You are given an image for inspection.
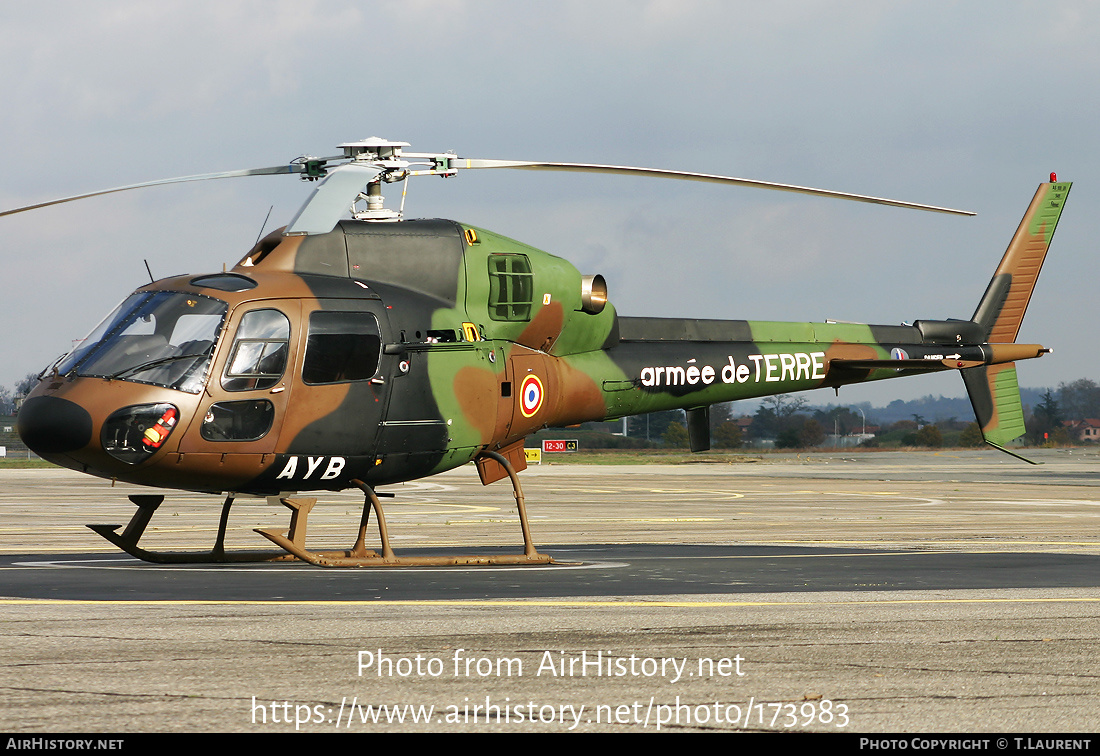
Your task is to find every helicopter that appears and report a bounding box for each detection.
[6,138,1070,567]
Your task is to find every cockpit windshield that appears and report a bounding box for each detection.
[57,291,228,393]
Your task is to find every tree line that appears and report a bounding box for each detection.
[606,377,1100,450]
[0,373,40,415]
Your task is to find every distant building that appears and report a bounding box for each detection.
[1065,419,1100,442]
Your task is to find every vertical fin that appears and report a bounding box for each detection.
[972,182,1071,342]
[963,363,1025,446]
[961,180,1070,463]
[963,363,1039,463]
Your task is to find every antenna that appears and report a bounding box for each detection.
[254,205,274,245]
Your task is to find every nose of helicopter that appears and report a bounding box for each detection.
[17,395,94,455]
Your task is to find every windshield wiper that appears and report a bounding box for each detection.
[108,352,208,380]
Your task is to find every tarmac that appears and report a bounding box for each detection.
[2,448,1098,733]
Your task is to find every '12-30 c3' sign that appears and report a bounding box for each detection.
[542,439,578,453]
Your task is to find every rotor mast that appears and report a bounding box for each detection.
[338,138,411,221]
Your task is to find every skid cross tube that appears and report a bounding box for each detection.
[349,479,396,560]
[254,451,551,567]
[482,449,540,559]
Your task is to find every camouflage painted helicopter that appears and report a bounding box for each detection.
[6,138,1070,566]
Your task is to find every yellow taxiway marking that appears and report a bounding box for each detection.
[1,537,1095,556]
[762,539,1100,547]
[449,517,725,524]
[2,597,1100,607]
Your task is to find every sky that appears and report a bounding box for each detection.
[2,1,1098,411]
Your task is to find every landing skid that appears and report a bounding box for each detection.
[87,451,552,567]
[87,494,294,563]
[256,451,553,567]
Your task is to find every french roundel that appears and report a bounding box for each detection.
[519,374,544,418]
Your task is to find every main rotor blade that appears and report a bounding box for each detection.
[451,159,976,216]
[0,161,337,218]
[284,163,383,235]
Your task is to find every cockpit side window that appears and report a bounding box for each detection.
[222,309,291,391]
[301,311,381,385]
